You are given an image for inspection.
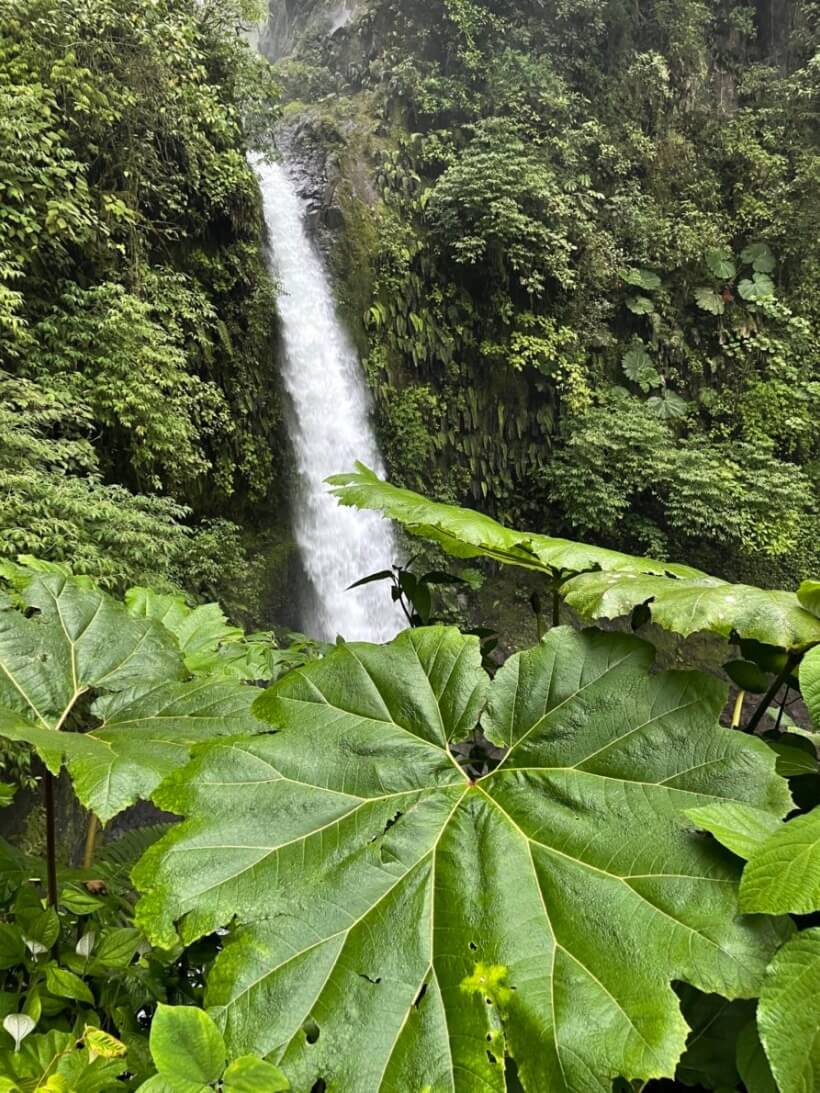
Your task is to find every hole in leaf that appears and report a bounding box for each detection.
[358,973,382,985]
[303,1017,320,1044]
[468,941,478,951]
[505,1057,524,1091]
[485,997,492,1005]
[311,1082,326,1093]
[486,1033,492,1042]
[371,811,403,842]
[487,1051,497,1065]
[413,982,428,1008]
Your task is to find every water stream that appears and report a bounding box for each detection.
[255,157,400,643]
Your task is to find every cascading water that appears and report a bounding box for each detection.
[254,157,400,643]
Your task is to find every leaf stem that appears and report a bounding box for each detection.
[745,654,799,735]
[773,685,790,734]
[731,690,745,728]
[82,814,99,871]
[44,773,58,908]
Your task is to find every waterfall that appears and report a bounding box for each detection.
[254,157,400,643]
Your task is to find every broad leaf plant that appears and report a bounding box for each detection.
[136,625,791,1091]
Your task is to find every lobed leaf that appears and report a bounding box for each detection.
[705,248,736,281]
[0,574,267,821]
[562,570,820,650]
[328,464,703,578]
[329,467,820,650]
[694,286,725,315]
[70,678,265,823]
[135,626,790,1092]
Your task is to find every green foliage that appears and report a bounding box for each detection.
[0,0,283,599]
[139,1005,288,1092]
[0,373,191,590]
[694,286,726,315]
[286,0,820,583]
[757,931,820,1093]
[0,572,265,821]
[0,521,816,1089]
[563,570,820,650]
[739,808,820,915]
[330,463,703,576]
[544,393,815,580]
[134,624,789,1089]
[622,347,661,392]
[329,465,820,649]
[687,791,820,1091]
[125,587,278,681]
[0,841,201,1090]
[705,247,737,281]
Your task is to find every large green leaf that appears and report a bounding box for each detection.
[685,802,782,860]
[705,248,737,282]
[798,580,820,618]
[801,644,820,729]
[0,574,265,822]
[561,570,820,650]
[126,588,272,681]
[135,626,789,1092]
[0,574,181,770]
[739,805,820,914]
[740,243,776,274]
[622,347,661,391]
[757,929,820,1093]
[149,1005,226,1085]
[693,286,725,315]
[70,679,264,823]
[623,268,662,291]
[328,464,703,579]
[328,467,820,650]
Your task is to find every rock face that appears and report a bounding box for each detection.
[260,0,357,60]
[276,118,342,240]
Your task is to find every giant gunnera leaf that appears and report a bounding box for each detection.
[329,464,703,579]
[0,574,264,822]
[135,626,790,1093]
[328,467,820,650]
[561,570,820,651]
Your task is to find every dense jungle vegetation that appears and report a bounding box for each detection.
[0,0,283,611]
[275,0,819,587]
[1,0,820,1091]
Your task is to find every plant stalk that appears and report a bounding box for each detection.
[731,690,745,729]
[529,592,545,641]
[773,686,790,734]
[44,772,58,907]
[745,654,799,735]
[82,814,99,871]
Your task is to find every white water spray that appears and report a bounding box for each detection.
[255,157,400,642]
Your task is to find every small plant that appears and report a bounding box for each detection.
[137,1005,288,1092]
